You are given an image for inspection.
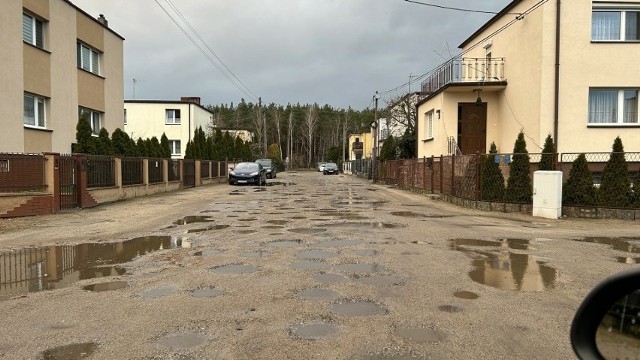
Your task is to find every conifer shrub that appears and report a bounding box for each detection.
[481,142,505,201]
[563,153,596,206]
[539,134,555,170]
[598,137,631,207]
[504,132,532,203]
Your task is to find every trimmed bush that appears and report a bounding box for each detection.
[598,136,631,208]
[539,134,555,170]
[481,142,505,201]
[504,132,532,203]
[563,154,596,206]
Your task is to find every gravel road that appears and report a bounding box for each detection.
[0,171,637,359]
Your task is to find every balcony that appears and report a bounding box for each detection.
[420,57,506,99]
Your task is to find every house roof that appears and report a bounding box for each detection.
[458,0,523,49]
[64,0,125,40]
[124,100,213,114]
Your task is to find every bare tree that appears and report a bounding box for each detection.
[385,93,418,137]
[303,105,318,167]
[271,106,282,160]
[287,110,293,167]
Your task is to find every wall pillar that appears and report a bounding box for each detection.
[43,153,59,213]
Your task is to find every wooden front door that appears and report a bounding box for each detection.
[458,103,487,154]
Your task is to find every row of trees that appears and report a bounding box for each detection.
[480,133,639,208]
[183,127,253,161]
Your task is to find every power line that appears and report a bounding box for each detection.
[154,0,259,103]
[403,0,522,16]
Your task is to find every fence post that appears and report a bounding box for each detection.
[195,160,201,187]
[75,154,89,208]
[431,155,435,193]
[423,156,427,190]
[451,154,456,196]
[440,154,444,194]
[179,160,184,188]
[44,153,60,213]
[162,159,168,186]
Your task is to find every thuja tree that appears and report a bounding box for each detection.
[539,134,555,170]
[598,136,631,207]
[75,114,96,154]
[160,133,171,158]
[481,142,505,201]
[632,171,640,208]
[563,153,596,206]
[378,135,397,162]
[504,132,532,203]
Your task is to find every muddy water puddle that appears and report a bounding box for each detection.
[174,216,214,225]
[0,236,179,301]
[288,228,327,235]
[41,342,98,359]
[211,264,261,274]
[268,220,289,225]
[188,224,230,233]
[450,238,557,292]
[296,250,339,259]
[329,300,387,316]
[390,211,428,218]
[578,236,640,253]
[193,249,221,256]
[296,288,341,300]
[312,273,349,283]
[156,333,209,349]
[83,281,128,292]
[241,250,270,258]
[290,321,340,340]
[322,222,404,230]
[438,305,463,313]
[453,291,479,300]
[289,261,331,271]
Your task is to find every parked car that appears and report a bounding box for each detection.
[323,162,339,175]
[317,162,326,172]
[255,159,276,179]
[228,162,266,186]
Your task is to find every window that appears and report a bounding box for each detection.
[23,13,44,48]
[23,93,46,128]
[424,110,434,139]
[77,42,101,75]
[589,89,639,125]
[166,109,181,124]
[79,107,103,135]
[124,109,127,125]
[592,6,640,41]
[169,140,181,155]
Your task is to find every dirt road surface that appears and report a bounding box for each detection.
[0,171,637,359]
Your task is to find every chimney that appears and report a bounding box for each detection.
[97,14,108,27]
[181,97,201,105]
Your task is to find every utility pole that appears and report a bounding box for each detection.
[342,110,347,165]
[259,97,267,157]
[372,91,379,182]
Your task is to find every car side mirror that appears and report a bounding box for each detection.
[571,268,640,359]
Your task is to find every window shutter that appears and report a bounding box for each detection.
[82,45,91,71]
[23,14,33,44]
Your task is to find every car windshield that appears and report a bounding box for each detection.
[325,163,337,169]
[235,163,259,171]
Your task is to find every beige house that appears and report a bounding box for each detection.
[417,0,640,158]
[124,97,214,159]
[348,132,373,161]
[0,0,124,154]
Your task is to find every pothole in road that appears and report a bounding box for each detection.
[329,300,388,316]
[156,333,209,349]
[83,281,128,292]
[173,216,214,225]
[296,250,339,259]
[237,229,258,234]
[41,342,98,359]
[188,225,230,233]
[289,261,331,271]
[311,273,349,283]
[577,237,640,261]
[268,220,289,225]
[354,275,403,286]
[315,239,361,248]
[617,256,640,264]
[288,228,327,235]
[322,222,404,230]
[296,288,341,300]
[193,249,221,256]
[188,287,223,298]
[290,321,340,340]
[395,327,448,343]
[268,181,297,187]
[241,250,270,258]
[211,264,261,274]
[238,218,258,222]
[0,235,178,301]
[336,264,385,274]
[291,215,307,220]
[438,305,463,313]
[449,238,557,292]
[139,286,178,299]
[263,239,306,248]
[453,291,479,300]
[262,225,285,229]
[390,211,428,218]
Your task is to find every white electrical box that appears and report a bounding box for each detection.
[532,171,563,219]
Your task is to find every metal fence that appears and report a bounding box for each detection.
[168,160,180,182]
[147,158,164,184]
[0,153,46,193]
[201,160,211,178]
[121,157,143,186]
[87,155,115,188]
[220,161,228,177]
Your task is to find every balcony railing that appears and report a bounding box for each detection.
[420,57,506,98]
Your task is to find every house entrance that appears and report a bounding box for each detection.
[458,103,487,155]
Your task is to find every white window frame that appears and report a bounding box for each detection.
[79,107,103,136]
[23,12,44,49]
[592,4,640,42]
[23,93,46,129]
[77,42,101,75]
[588,88,639,125]
[165,109,181,124]
[424,110,434,140]
[169,140,181,155]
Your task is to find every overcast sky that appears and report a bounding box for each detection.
[75,0,512,110]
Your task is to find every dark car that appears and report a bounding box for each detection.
[255,159,276,179]
[323,162,339,175]
[228,162,266,186]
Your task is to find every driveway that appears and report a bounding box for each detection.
[0,171,636,359]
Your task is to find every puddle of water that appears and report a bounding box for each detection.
[288,228,327,234]
[83,281,128,292]
[522,222,551,228]
[315,239,361,248]
[189,288,223,298]
[238,218,258,222]
[355,275,403,286]
[268,182,297,187]
[617,256,640,264]
[0,236,178,301]
[237,229,258,234]
[453,291,479,300]
[188,224,230,233]
[262,225,285,229]
[264,240,305,248]
[291,216,307,219]
[211,264,260,274]
[322,222,403,229]
[336,264,385,274]
[355,249,379,256]
[290,321,339,340]
[268,220,289,225]
[241,250,270,258]
[449,238,529,251]
[193,249,221,256]
[395,327,447,343]
[41,342,98,359]
[329,300,387,316]
[289,261,331,271]
[157,333,208,349]
[311,273,349,283]
[390,211,427,218]
[578,237,640,254]
[296,288,341,300]
[139,286,177,299]
[174,216,214,225]
[296,250,339,260]
[438,305,463,313]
